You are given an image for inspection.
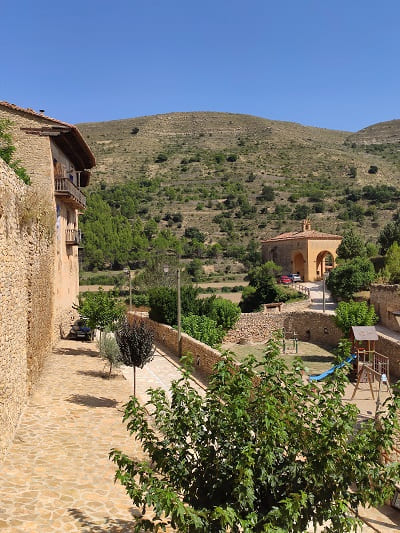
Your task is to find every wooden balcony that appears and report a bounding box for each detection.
[54,177,86,210]
[65,229,82,246]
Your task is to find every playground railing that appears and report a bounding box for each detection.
[374,351,389,381]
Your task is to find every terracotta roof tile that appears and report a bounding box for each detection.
[261,229,342,243]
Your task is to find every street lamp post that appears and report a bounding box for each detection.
[163,258,182,357]
[322,271,329,313]
[123,267,132,312]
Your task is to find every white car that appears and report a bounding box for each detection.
[289,273,302,282]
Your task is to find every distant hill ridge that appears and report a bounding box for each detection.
[347,119,400,145]
[77,111,400,250]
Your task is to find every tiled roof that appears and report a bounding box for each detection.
[0,101,95,169]
[261,229,342,243]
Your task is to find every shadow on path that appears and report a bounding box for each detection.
[76,369,123,380]
[66,394,120,408]
[68,508,140,533]
[54,344,99,357]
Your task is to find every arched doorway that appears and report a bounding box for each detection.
[293,252,305,280]
[316,251,334,279]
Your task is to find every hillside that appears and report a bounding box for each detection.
[346,119,400,145]
[77,112,400,271]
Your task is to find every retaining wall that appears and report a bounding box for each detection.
[128,312,222,378]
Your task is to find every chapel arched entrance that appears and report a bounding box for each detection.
[316,251,334,279]
[293,252,305,280]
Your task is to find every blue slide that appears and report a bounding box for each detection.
[309,354,356,382]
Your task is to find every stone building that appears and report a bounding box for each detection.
[370,284,400,333]
[261,220,342,282]
[0,101,95,335]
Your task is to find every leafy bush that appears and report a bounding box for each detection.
[155,153,168,163]
[181,314,225,347]
[131,293,149,307]
[148,286,200,326]
[184,227,206,242]
[260,185,275,201]
[0,119,30,184]
[226,154,237,162]
[368,165,378,174]
[326,257,376,300]
[334,301,378,336]
[148,287,177,325]
[208,298,241,330]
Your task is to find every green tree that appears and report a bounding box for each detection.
[334,301,378,336]
[78,289,124,340]
[326,257,376,300]
[111,336,400,533]
[260,185,275,201]
[336,228,366,260]
[97,332,122,377]
[384,241,400,283]
[187,258,203,281]
[378,219,400,254]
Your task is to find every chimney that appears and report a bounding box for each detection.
[302,219,311,231]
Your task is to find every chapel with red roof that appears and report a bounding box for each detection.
[261,219,342,282]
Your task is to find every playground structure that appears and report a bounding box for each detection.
[309,326,390,398]
[281,328,298,354]
[350,326,390,400]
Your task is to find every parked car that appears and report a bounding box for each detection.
[279,275,292,285]
[289,273,302,282]
[69,319,94,341]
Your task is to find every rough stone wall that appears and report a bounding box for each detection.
[128,313,222,377]
[370,284,400,332]
[0,106,54,200]
[0,160,54,460]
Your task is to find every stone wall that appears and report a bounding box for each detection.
[0,160,55,460]
[128,312,223,378]
[370,284,400,332]
[223,308,341,346]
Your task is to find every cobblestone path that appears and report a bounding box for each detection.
[0,339,144,532]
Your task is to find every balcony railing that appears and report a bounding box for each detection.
[65,229,82,246]
[54,177,86,209]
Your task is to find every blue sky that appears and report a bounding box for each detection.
[1,0,399,131]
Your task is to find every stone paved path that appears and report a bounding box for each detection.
[0,339,144,532]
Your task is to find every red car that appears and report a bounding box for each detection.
[279,275,292,285]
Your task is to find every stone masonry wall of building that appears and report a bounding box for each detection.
[0,159,55,460]
[0,105,81,342]
[370,284,400,333]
